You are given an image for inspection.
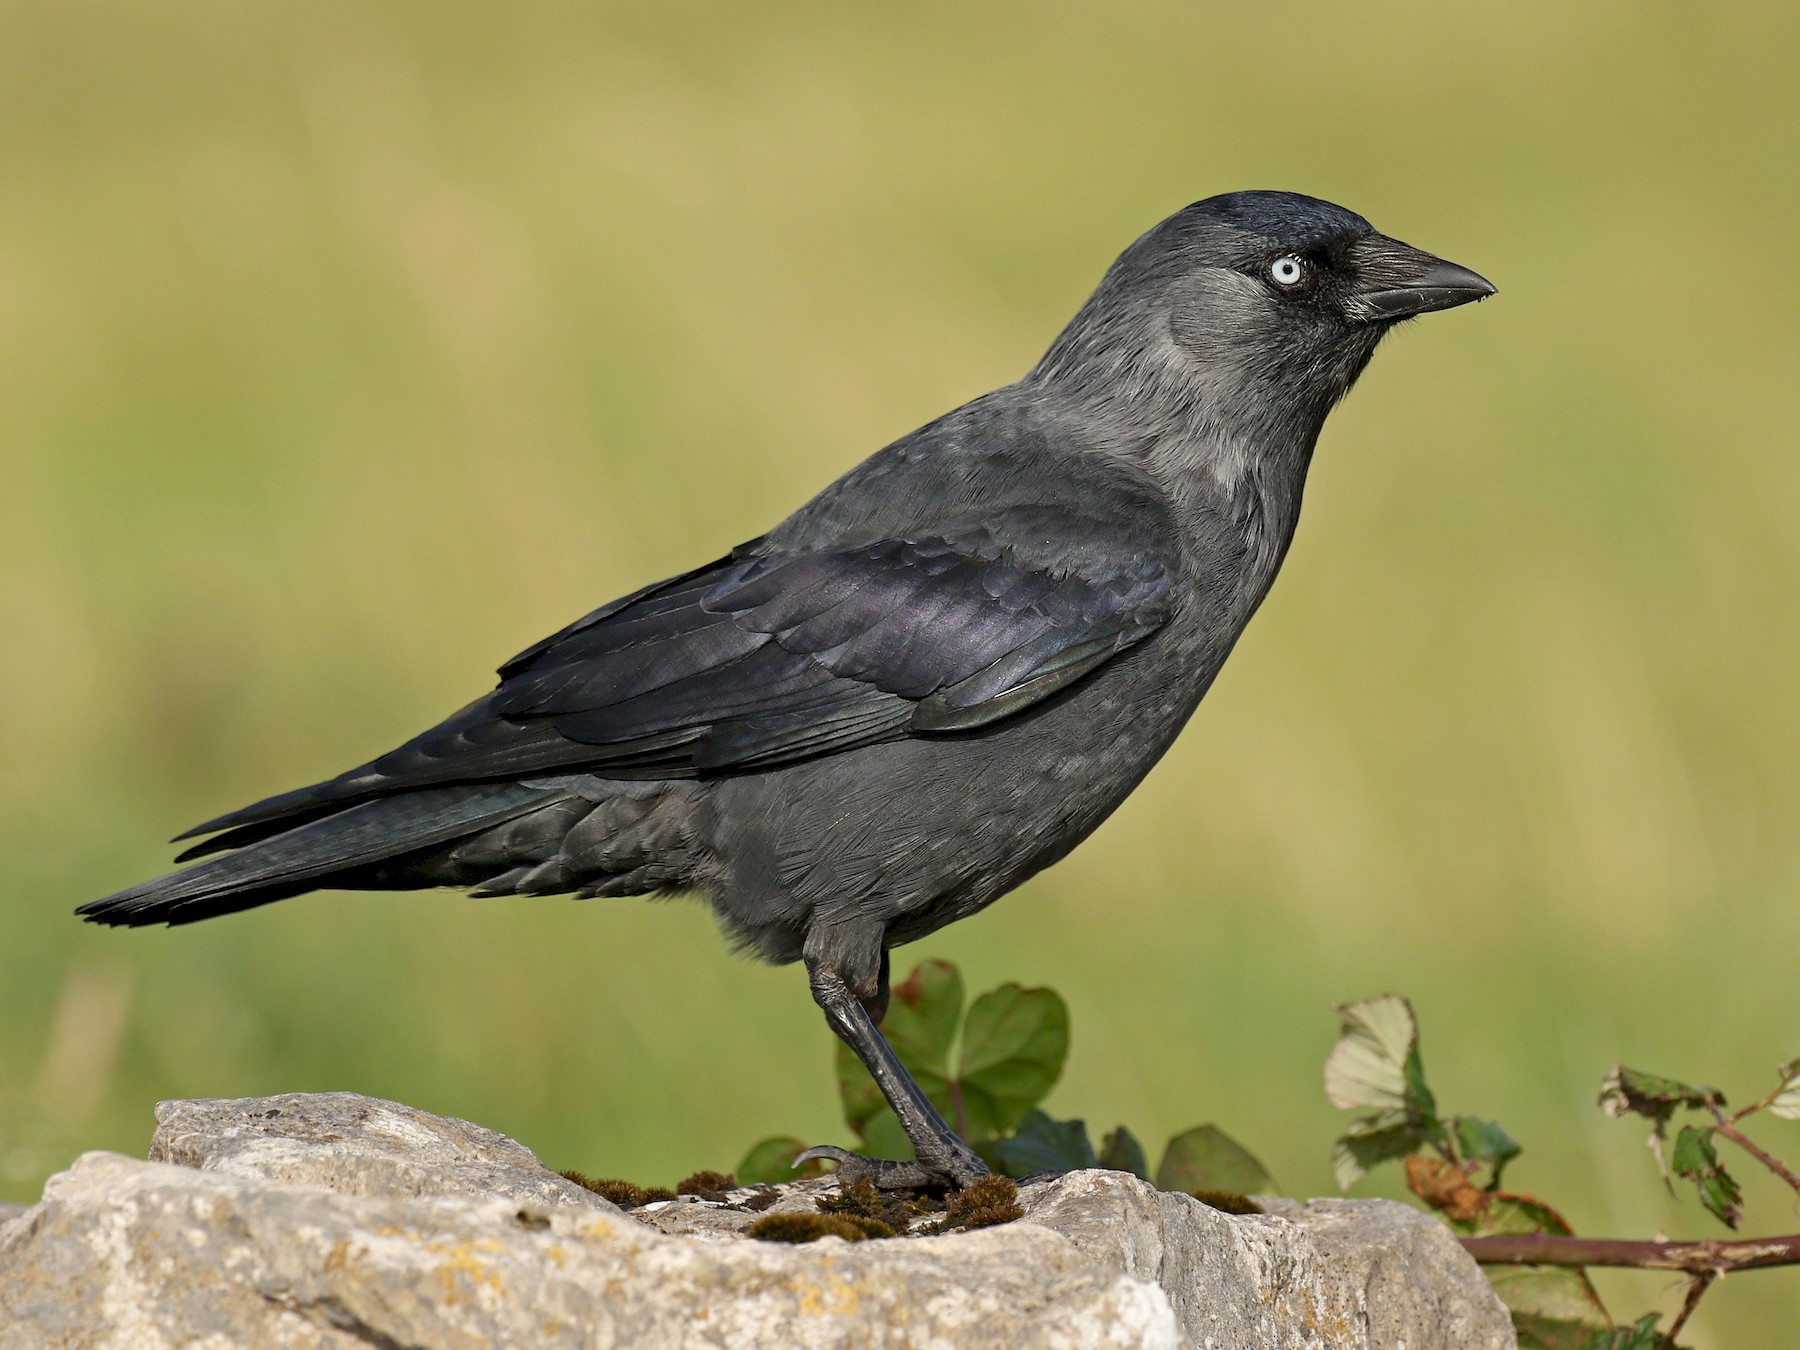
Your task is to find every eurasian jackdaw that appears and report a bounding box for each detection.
[83,190,1494,1187]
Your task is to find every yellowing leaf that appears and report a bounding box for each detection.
[1767,1058,1800,1120]
[1324,995,1417,1112]
[1331,1109,1415,1190]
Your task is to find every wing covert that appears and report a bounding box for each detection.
[183,519,1175,842]
[475,529,1172,778]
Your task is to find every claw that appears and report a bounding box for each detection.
[793,1145,859,1173]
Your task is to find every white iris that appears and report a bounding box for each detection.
[1270,255,1304,286]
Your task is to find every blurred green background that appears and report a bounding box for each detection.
[2,1,1797,1341]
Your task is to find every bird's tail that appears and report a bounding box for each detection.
[77,782,566,927]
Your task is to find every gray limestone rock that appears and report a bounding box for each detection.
[0,1093,1515,1349]
[149,1091,615,1212]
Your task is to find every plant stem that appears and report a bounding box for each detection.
[1662,1270,1715,1346]
[1460,1231,1800,1274]
[1710,1113,1800,1199]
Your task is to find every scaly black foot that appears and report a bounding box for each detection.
[793,1143,989,1190]
[804,961,994,1190]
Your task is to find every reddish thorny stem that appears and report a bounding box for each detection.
[1461,1229,1795,1341]
[1454,1096,1800,1338]
[1459,1231,1800,1274]
[1709,1097,1800,1199]
[1662,1270,1716,1345]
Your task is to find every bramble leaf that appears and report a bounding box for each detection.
[1597,1065,1719,1183]
[989,1110,1095,1178]
[1457,1115,1523,1183]
[1404,1042,1440,1130]
[1155,1124,1275,1196]
[1581,1313,1678,1349]
[1097,1125,1150,1180]
[889,959,965,1076]
[832,962,1071,1167]
[1596,1066,1714,1123]
[1332,1109,1420,1190]
[1483,1264,1610,1350]
[955,984,1070,1139]
[1404,1155,1485,1222]
[1767,1058,1800,1120]
[1670,1124,1742,1228]
[1325,995,1418,1112]
[1463,1178,1607,1348]
[1480,1192,1576,1237]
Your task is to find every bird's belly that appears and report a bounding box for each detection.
[699,636,1214,961]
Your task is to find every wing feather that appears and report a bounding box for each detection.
[180,518,1174,839]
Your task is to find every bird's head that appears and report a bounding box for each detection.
[1033,190,1494,441]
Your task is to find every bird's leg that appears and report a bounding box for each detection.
[795,960,989,1190]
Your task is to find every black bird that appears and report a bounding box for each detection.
[82,191,1493,1187]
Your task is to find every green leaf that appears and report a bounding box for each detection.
[955,983,1070,1139]
[831,964,1068,1155]
[1581,1313,1674,1349]
[1596,1066,1714,1123]
[1670,1124,1743,1228]
[1469,1190,1603,1344]
[735,1136,824,1185]
[1097,1125,1150,1180]
[1325,995,1418,1113]
[1478,1194,1576,1237]
[1482,1264,1610,1350]
[1767,1058,1800,1120]
[1155,1124,1276,1196]
[990,1110,1096,1178]
[1457,1115,1523,1182]
[1597,1065,1718,1183]
[1331,1110,1420,1190]
[886,959,965,1077]
[1403,1042,1440,1131]
[835,960,963,1140]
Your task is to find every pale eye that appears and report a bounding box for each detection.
[1270,255,1305,286]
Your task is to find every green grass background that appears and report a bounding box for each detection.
[2,2,1797,1341]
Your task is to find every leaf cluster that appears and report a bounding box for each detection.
[573,965,1799,1344]
[1598,1060,1800,1229]
[737,959,1275,1204]
[1325,997,1800,1348]
[1323,997,1640,1347]
[1324,995,1520,1192]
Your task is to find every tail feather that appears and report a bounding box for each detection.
[171,775,370,843]
[81,783,565,928]
[171,803,344,862]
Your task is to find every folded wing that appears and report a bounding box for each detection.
[178,519,1174,848]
